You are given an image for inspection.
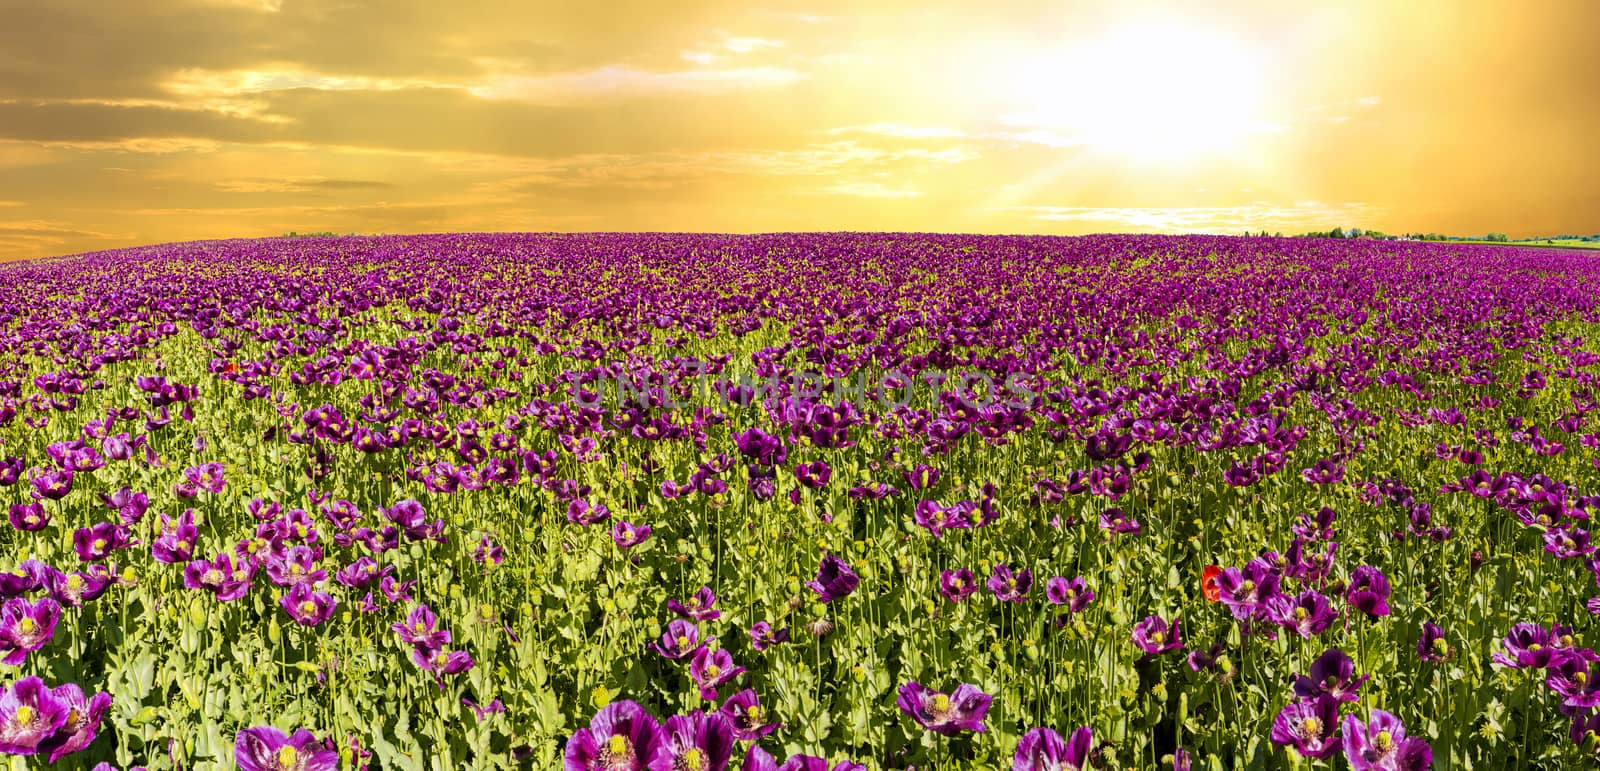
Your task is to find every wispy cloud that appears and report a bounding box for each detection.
[805,181,923,198]
[468,65,805,104]
[1003,202,1383,233]
[216,177,394,193]
[828,123,967,140]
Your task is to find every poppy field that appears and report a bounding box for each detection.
[3,232,1600,770]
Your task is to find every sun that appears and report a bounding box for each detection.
[996,21,1275,164]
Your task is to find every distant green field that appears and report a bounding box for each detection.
[1454,238,1600,250]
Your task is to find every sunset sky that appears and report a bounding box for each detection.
[2,0,1597,258]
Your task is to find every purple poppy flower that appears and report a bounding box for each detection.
[0,676,70,755]
[1045,576,1094,613]
[183,463,226,494]
[744,621,787,652]
[1270,695,1342,760]
[1345,566,1391,618]
[718,689,779,741]
[183,553,252,601]
[1267,590,1337,639]
[100,487,150,525]
[410,646,475,682]
[7,503,50,532]
[648,711,735,771]
[1293,649,1370,703]
[1013,726,1093,771]
[30,469,73,501]
[1573,711,1600,755]
[391,604,451,648]
[940,569,979,602]
[611,521,653,549]
[279,583,336,627]
[564,700,661,771]
[36,682,112,763]
[0,561,46,597]
[334,557,387,589]
[896,682,991,735]
[72,523,137,562]
[265,545,326,587]
[1132,615,1183,656]
[1098,508,1141,535]
[568,499,611,526]
[1341,710,1432,770]
[234,726,339,771]
[806,555,858,603]
[150,511,199,564]
[463,697,506,721]
[987,564,1033,602]
[1494,622,1577,669]
[1416,622,1450,663]
[652,619,707,660]
[795,461,832,489]
[690,647,745,700]
[1213,562,1280,620]
[1547,650,1600,709]
[669,587,721,622]
[44,569,112,608]
[0,598,61,665]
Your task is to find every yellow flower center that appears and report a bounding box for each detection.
[1294,607,1309,620]
[676,636,689,648]
[67,575,84,591]
[414,622,427,633]
[299,600,317,615]
[15,706,33,725]
[705,665,721,678]
[683,748,705,771]
[1150,631,1165,643]
[622,529,635,540]
[289,564,304,575]
[607,734,629,755]
[177,540,190,551]
[1301,717,1322,736]
[204,569,223,584]
[18,618,35,634]
[1375,731,1393,751]
[1240,580,1255,592]
[277,745,298,769]
[932,693,951,714]
[93,538,107,550]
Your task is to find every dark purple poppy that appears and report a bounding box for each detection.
[1270,695,1342,760]
[0,676,70,755]
[37,681,112,763]
[279,583,336,627]
[648,710,735,771]
[896,682,990,735]
[183,553,252,601]
[234,726,339,771]
[652,619,707,660]
[940,569,979,602]
[749,621,788,652]
[987,564,1033,602]
[612,521,652,549]
[690,647,745,700]
[1344,566,1391,618]
[392,604,451,648]
[718,689,779,741]
[1045,576,1094,613]
[1494,622,1578,669]
[1341,710,1432,770]
[7,503,50,532]
[564,700,661,771]
[669,586,721,622]
[1267,590,1337,639]
[1013,726,1092,771]
[0,597,61,664]
[806,555,858,603]
[1416,622,1450,663]
[1132,615,1183,656]
[1293,649,1370,703]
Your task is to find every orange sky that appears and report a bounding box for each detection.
[2,0,1597,259]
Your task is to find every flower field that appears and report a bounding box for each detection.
[2,232,1600,770]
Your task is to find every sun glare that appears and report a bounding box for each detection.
[998,22,1273,163]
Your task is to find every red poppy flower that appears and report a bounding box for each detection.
[1202,565,1223,603]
